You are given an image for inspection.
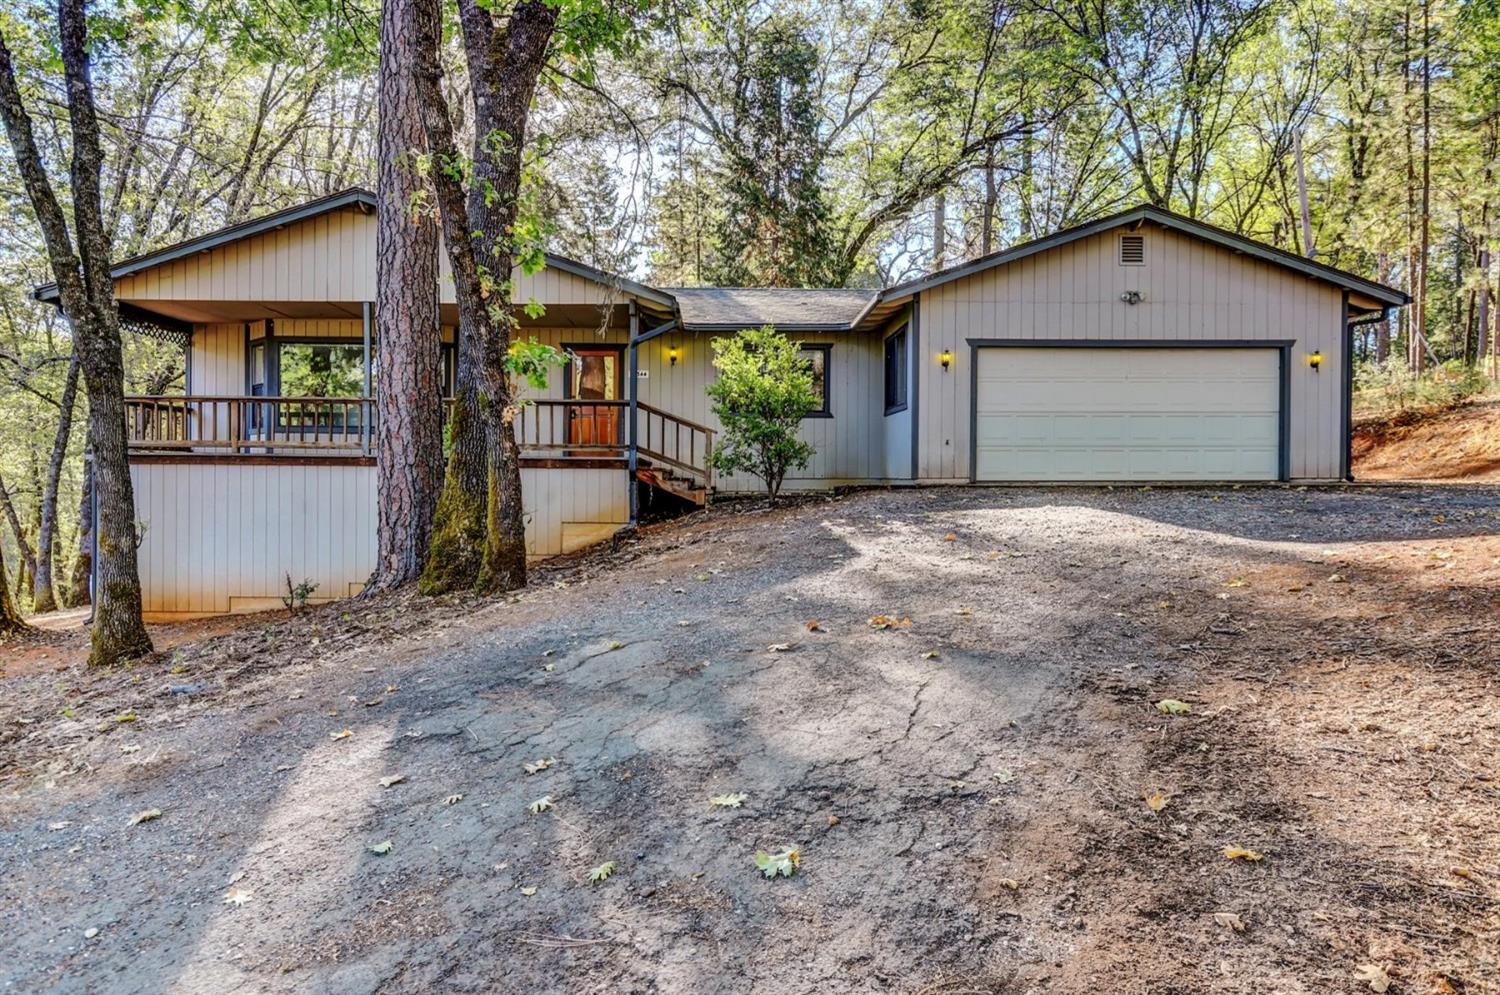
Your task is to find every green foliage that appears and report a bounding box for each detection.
[704,17,837,287]
[281,575,318,613]
[1355,359,1495,416]
[506,338,569,393]
[705,327,818,501]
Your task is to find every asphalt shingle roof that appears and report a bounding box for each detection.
[666,287,877,329]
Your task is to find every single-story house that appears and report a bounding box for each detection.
[36,189,1407,617]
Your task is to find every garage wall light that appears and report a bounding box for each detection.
[1307,351,1323,372]
[1119,290,1143,305]
[939,349,954,371]
[667,346,680,367]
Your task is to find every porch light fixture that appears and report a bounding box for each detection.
[1120,290,1142,305]
[1307,350,1323,372]
[939,349,954,371]
[667,346,680,367]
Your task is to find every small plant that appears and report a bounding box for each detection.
[706,326,818,503]
[282,574,318,614]
[586,860,617,885]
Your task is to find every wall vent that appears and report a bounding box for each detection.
[1119,233,1146,266]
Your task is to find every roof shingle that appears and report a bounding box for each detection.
[666,287,876,329]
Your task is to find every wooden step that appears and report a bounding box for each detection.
[636,466,707,506]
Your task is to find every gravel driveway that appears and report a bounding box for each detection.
[3,485,1498,994]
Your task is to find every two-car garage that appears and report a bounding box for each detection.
[971,345,1284,482]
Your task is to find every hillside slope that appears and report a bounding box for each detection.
[1353,398,1500,481]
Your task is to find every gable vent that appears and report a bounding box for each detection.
[1119,233,1146,266]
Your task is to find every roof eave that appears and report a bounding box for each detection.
[876,204,1410,309]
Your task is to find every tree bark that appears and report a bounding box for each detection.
[366,0,443,593]
[0,472,38,601]
[65,449,93,608]
[932,190,946,270]
[0,542,33,638]
[0,1,151,664]
[31,349,81,613]
[415,0,559,596]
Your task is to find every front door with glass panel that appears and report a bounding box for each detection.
[565,347,623,450]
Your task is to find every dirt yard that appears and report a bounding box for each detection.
[1354,398,1500,482]
[2,486,1498,995]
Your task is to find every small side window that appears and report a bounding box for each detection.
[1119,233,1146,266]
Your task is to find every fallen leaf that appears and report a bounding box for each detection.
[1212,911,1246,932]
[868,615,912,630]
[710,792,749,808]
[586,860,618,885]
[1353,964,1391,993]
[443,793,465,806]
[523,757,555,775]
[1224,577,1250,588]
[753,846,801,879]
[223,887,253,906]
[379,774,405,788]
[48,821,71,831]
[128,808,162,827]
[528,796,554,815]
[921,650,940,660]
[996,877,1020,890]
[1155,699,1192,715]
[368,840,393,855]
[543,663,556,672]
[1145,791,1170,813]
[804,620,823,632]
[943,532,957,542]
[363,698,383,707]
[767,642,794,652]
[115,711,137,723]
[606,641,624,651]
[1222,845,1264,862]
[519,886,537,897]
[329,729,353,741]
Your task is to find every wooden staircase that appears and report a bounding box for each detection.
[635,402,714,507]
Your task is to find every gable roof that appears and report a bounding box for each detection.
[668,287,877,330]
[880,204,1409,308]
[32,187,677,310]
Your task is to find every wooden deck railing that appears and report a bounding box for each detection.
[636,401,715,490]
[124,397,668,464]
[125,395,372,453]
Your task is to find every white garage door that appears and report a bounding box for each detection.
[974,347,1280,481]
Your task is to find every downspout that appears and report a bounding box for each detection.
[627,301,639,526]
[362,301,373,455]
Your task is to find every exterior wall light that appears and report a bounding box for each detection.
[1307,351,1323,372]
[1119,290,1142,305]
[667,346,680,367]
[939,350,954,371]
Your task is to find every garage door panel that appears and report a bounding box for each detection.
[974,348,1280,482]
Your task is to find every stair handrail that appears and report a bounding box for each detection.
[634,401,715,490]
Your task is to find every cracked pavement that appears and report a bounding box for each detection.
[3,485,1498,994]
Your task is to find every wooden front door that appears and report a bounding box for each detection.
[565,347,623,449]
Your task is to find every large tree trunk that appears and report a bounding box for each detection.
[0,472,38,601]
[31,349,81,613]
[65,449,93,608]
[0,542,33,638]
[0,0,152,664]
[367,0,443,593]
[415,0,558,596]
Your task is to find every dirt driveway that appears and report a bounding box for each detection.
[2,486,1498,995]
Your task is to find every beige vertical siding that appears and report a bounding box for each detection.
[190,323,246,394]
[115,206,622,307]
[129,460,628,617]
[131,461,377,617]
[635,330,889,492]
[521,466,631,557]
[914,223,1346,481]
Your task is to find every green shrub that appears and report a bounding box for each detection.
[706,326,818,502]
[1354,358,1493,416]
